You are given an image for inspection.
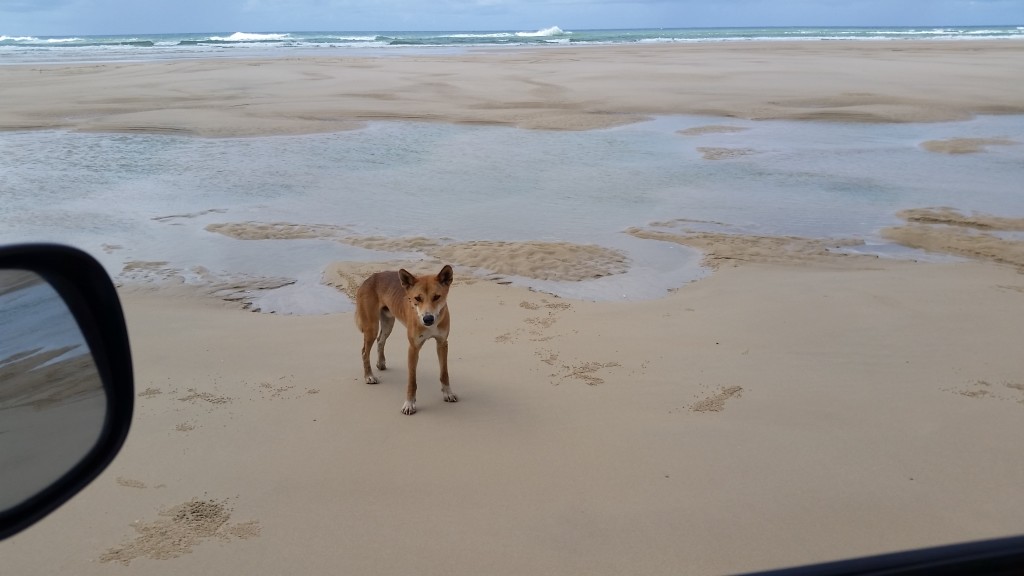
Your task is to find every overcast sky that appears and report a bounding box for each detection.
[2,0,1022,36]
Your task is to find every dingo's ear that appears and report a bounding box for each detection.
[399,269,417,290]
[437,265,454,287]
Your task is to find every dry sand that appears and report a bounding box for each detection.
[2,41,1024,575]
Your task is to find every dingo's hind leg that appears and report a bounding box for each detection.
[359,311,380,385]
[376,309,395,371]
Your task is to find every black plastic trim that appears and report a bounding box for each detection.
[741,534,1024,575]
[0,244,134,540]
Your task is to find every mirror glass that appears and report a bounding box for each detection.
[0,270,107,512]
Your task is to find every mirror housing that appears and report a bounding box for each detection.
[0,244,133,540]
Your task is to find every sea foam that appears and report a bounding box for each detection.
[516,26,566,37]
[210,32,291,42]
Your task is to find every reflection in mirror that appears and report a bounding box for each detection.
[0,270,107,513]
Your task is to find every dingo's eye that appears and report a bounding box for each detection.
[432,294,441,302]
[414,295,423,303]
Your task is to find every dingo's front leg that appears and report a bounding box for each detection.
[403,340,420,415]
[438,339,456,403]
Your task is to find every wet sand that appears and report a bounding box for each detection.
[1,41,1023,135]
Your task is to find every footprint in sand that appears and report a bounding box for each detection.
[99,498,260,565]
[539,351,620,386]
[116,477,147,489]
[536,349,559,367]
[505,297,618,386]
[945,380,1024,406]
[175,421,196,432]
[688,386,744,413]
[252,376,319,400]
[115,477,166,488]
[177,388,231,405]
[495,298,572,344]
[554,361,621,386]
[521,298,572,339]
[494,330,519,343]
[257,381,296,400]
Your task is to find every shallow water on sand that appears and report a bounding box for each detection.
[2,115,1022,313]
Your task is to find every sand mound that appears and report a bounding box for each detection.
[206,221,444,253]
[427,241,629,282]
[205,222,349,241]
[207,221,631,283]
[322,260,450,301]
[677,125,749,136]
[626,226,866,268]
[895,207,1024,231]
[342,235,443,252]
[920,137,1016,154]
[696,147,756,160]
[883,208,1024,271]
[326,240,631,284]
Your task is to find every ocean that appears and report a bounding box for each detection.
[2,25,1023,64]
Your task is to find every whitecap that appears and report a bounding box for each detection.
[516,26,567,37]
[210,32,291,42]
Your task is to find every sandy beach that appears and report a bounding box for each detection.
[2,40,1024,135]
[2,41,1024,574]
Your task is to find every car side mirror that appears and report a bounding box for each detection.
[0,244,133,540]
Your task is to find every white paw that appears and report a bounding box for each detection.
[401,400,417,415]
[365,375,379,384]
[442,387,458,403]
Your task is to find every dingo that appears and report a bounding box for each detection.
[355,265,456,415]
